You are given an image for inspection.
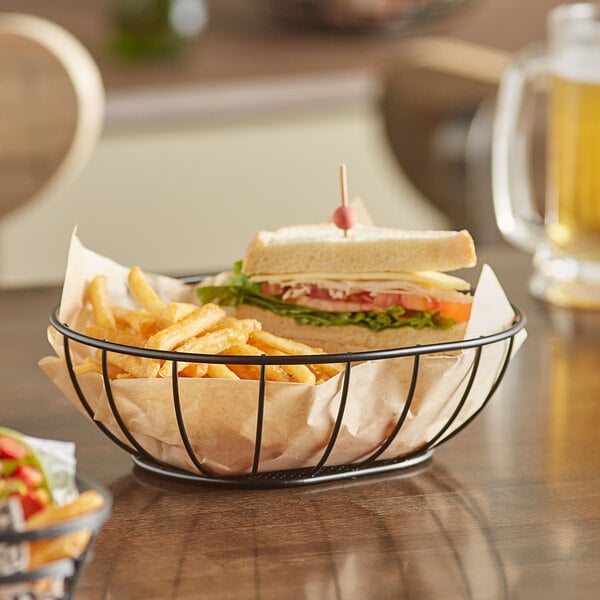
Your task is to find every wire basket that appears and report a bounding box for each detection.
[48,294,525,488]
[0,477,112,599]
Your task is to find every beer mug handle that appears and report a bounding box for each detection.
[492,47,547,253]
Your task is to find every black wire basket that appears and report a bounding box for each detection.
[0,477,112,599]
[48,283,526,488]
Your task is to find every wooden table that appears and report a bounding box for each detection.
[3,245,600,599]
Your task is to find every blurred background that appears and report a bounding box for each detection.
[0,0,564,287]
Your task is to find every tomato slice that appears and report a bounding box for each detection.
[400,294,439,312]
[265,283,472,324]
[438,300,472,323]
[13,465,44,488]
[0,435,28,460]
[20,489,50,519]
[261,283,283,296]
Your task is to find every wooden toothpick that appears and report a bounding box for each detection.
[340,163,349,237]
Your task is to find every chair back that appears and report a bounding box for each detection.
[0,13,104,220]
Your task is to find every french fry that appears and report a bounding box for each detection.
[249,329,324,356]
[85,325,147,348]
[223,364,258,380]
[106,352,161,379]
[158,327,248,377]
[249,329,343,380]
[158,302,198,326]
[307,362,345,380]
[27,490,105,530]
[266,350,316,385]
[90,356,129,379]
[145,303,225,351]
[224,344,291,382]
[187,328,249,353]
[128,266,166,314]
[180,363,209,378]
[27,490,105,569]
[73,356,102,375]
[110,305,159,336]
[281,363,316,385]
[29,530,92,569]
[75,356,128,380]
[87,275,116,329]
[223,343,264,357]
[213,317,262,335]
[206,363,239,379]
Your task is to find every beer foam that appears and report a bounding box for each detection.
[551,18,600,83]
[551,46,600,83]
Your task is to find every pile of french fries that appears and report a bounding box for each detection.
[74,267,342,385]
[26,490,105,569]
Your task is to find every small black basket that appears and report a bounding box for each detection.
[49,299,525,489]
[0,477,112,599]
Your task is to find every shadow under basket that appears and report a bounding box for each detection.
[0,477,112,599]
[48,302,526,489]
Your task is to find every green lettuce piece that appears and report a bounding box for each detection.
[196,261,456,333]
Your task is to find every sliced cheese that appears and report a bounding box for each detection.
[250,270,471,291]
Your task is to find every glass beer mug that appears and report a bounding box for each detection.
[493,3,600,309]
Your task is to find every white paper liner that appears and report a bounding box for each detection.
[39,232,527,476]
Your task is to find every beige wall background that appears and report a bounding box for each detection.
[0,100,447,287]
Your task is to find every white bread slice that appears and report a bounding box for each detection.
[235,305,467,353]
[242,224,476,276]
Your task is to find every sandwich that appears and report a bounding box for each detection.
[0,427,52,519]
[197,223,477,352]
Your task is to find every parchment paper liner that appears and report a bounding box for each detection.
[40,233,527,476]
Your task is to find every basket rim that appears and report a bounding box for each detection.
[0,475,112,545]
[49,302,526,365]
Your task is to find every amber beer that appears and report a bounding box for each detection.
[547,67,600,261]
[493,4,600,308]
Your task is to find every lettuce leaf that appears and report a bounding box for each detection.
[196,261,456,332]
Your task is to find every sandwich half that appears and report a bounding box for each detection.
[197,224,477,352]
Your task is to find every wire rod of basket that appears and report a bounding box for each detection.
[49,302,526,486]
